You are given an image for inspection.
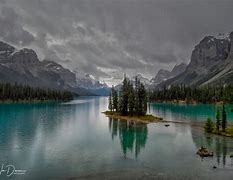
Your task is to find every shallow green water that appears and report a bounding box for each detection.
[0,97,233,179]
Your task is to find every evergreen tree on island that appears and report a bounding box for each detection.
[108,75,148,116]
[222,104,227,132]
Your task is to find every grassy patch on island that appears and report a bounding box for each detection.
[212,128,233,137]
[103,111,163,124]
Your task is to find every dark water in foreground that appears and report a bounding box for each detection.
[0,97,233,180]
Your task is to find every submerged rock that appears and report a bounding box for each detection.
[196,147,214,157]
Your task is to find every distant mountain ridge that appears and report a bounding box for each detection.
[0,41,93,95]
[76,73,110,96]
[114,64,187,91]
[151,63,187,85]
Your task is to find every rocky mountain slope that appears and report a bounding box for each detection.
[151,63,187,85]
[156,32,233,88]
[0,41,92,95]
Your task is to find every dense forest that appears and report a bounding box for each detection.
[109,76,148,116]
[0,83,73,102]
[149,85,233,104]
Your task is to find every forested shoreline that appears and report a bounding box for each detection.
[149,85,233,104]
[0,83,73,102]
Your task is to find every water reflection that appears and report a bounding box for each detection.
[191,129,233,166]
[108,118,148,158]
[150,103,233,122]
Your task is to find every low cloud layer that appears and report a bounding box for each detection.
[1,0,233,85]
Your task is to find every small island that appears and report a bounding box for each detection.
[103,111,162,123]
[103,76,163,124]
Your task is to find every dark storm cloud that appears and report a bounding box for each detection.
[0,6,35,45]
[1,0,233,85]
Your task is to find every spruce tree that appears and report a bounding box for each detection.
[216,109,221,133]
[128,82,135,116]
[120,76,129,115]
[222,104,227,132]
[108,92,113,112]
[205,117,214,133]
[134,77,140,116]
[112,87,118,112]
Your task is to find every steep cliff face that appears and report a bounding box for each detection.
[201,32,233,85]
[228,32,233,59]
[156,32,233,88]
[187,35,230,75]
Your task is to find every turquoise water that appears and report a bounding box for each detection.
[149,103,233,123]
[0,97,233,179]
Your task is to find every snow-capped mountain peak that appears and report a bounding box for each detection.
[76,73,109,90]
[131,74,152,85]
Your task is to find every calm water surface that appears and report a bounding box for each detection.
[0,97,233,180]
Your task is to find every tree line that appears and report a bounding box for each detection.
[108,76,148,116]
[149,84,233,104]
[205,105,227,133]
[0,83,73,102]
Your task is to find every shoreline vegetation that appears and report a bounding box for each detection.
[204,105,233,137]
[149,85,233,104]
[0,99,65,104]
[0,83,73,103]
[103,111,163,124]
[150,99,226,105]
[211,128,233,137]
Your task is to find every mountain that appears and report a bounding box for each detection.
[115,74,152,91]
[132,74,152,86]
[76,74,110,96]
[156,32,233,88]
[0,41,92,95]
[201,32,233,85]
[150,63,187,85]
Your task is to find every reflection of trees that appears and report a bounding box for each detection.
[215,137,221,165]
[222,138,227,166]
[191,130,228,166]
[108,118,148,158]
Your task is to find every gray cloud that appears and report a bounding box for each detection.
[1,0,233,85]
[0,6,35,45]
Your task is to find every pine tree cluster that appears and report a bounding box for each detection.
[150,84,233,104]
[109,76,148,116]
[205,105,227,133]
[0,83,73,102]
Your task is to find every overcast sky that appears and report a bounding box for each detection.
[0,0,233,85]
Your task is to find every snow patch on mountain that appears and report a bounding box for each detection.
[76,73,109,90]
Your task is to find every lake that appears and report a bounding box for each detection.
[0,97,233,179]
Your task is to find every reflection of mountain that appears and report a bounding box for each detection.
[108,118,148,158]
[191,129,229,166]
